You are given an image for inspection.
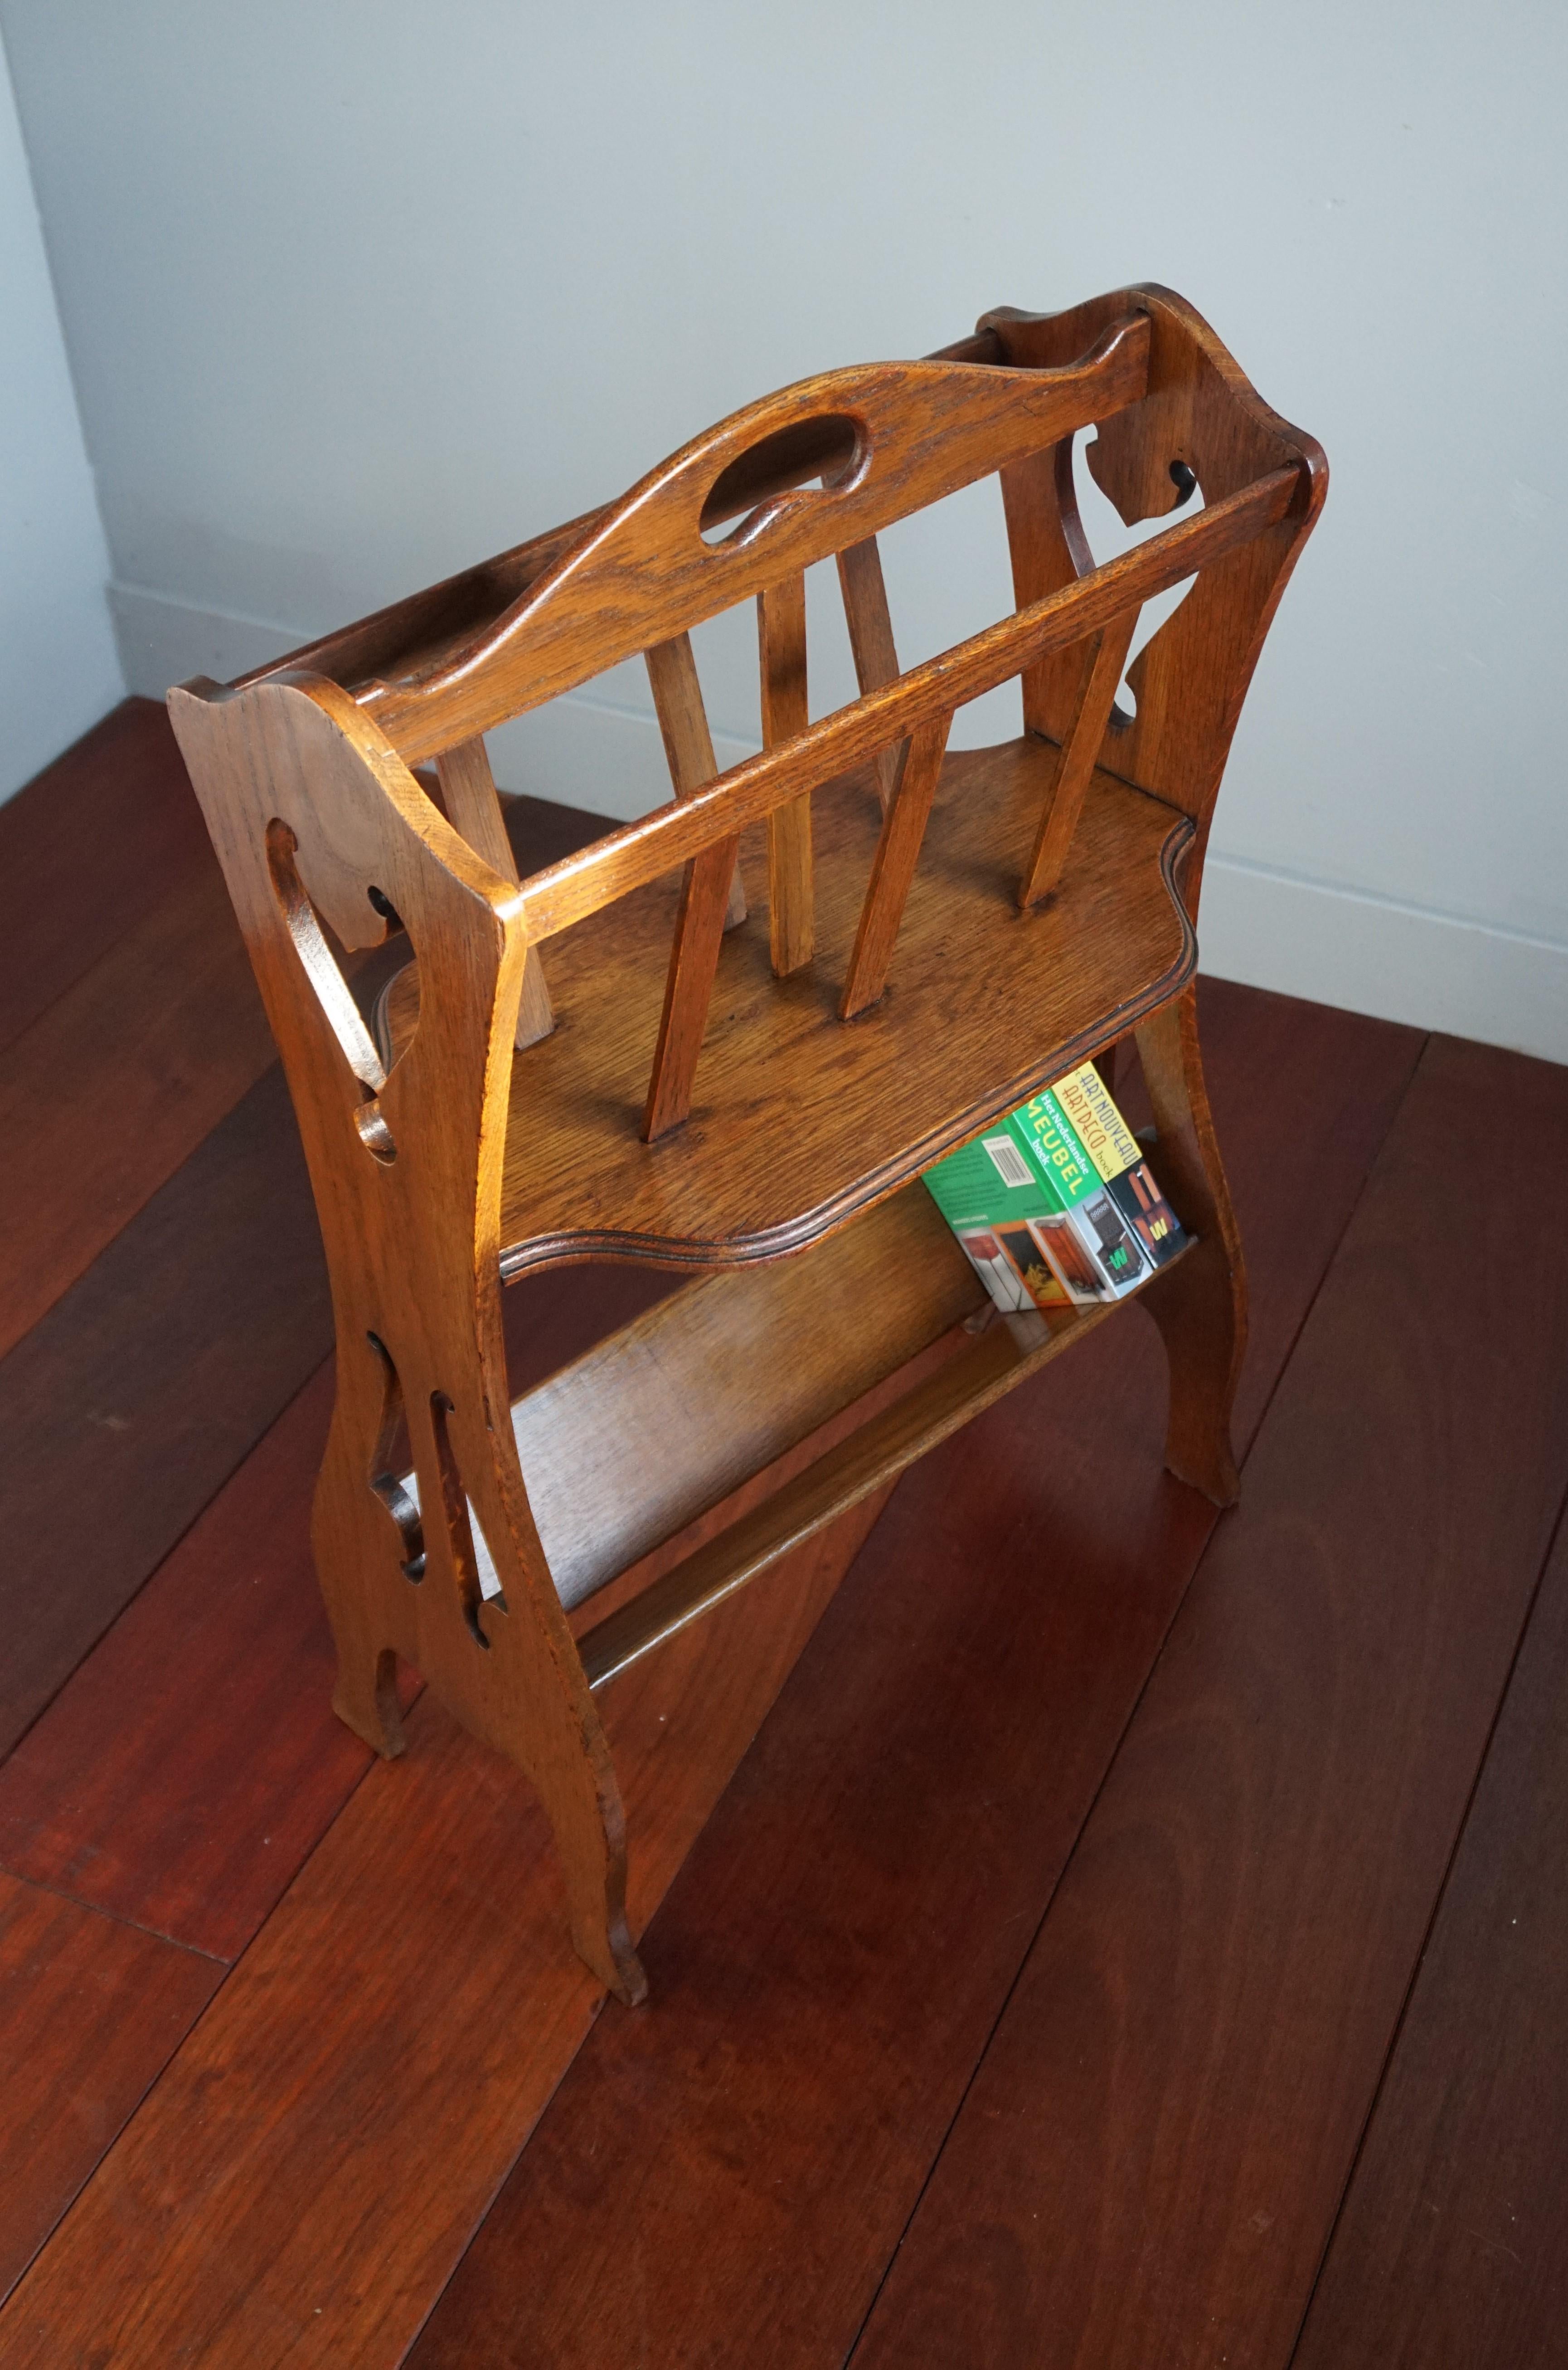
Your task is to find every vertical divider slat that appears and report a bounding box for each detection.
[835,537,903,813]
[1017,605,1140,909]
[640,634,744,1142]
[434,736,555,1048]
[759,574,814,975]
[839,710,954,1020]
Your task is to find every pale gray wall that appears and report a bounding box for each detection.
[0,24,121,803]
[4,2,1564,1052]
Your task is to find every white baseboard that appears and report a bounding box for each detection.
[114,579,1568,1066]
[1198,859,1568,1066]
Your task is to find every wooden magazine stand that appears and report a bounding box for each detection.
[170,285,1326,2003]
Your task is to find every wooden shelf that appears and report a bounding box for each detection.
[378,736,1194,1280]
[400,1179,1188,1674]
[574,1285,1132,1689]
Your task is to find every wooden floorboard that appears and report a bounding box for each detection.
[1290,1503,1568,2370]
[0,1252,688,1964]
[0,1873,220,2310]
[0,1370,354,1960]
[10,698,1558,2370]
[0,700,212,1055]
[0,1065,332,1759]
[842,1034,1568,2370]
[0,1496,889,2369]
[0,861,275,1360]
[400,988,1424,2370]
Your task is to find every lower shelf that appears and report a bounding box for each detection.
[576,1282,1137,1689]
[399,1180,1186,1684]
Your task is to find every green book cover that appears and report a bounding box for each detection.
[1010,1092,1098,1208]
[923,1065,1190,1314]
[922,1124,1109,1314]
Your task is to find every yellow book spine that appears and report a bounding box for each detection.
[1054,1062,1142,1182]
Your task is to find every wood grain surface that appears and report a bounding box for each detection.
[402,988,1422,2370]
[0,700,212,1054]
[1291,1505,1568,2370]
[0,1371,356,1959]
[0,1065,332,1758]
[846,1035,1568,2370]
[0,861,275,1358]
[0,1874,219,2308]
[0,1494,889,2369]
[379,747,1196,1275]
[167,287,1320,1997]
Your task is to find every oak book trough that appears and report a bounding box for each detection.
[170,284,1326,2002]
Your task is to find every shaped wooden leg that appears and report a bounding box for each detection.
[1132,988,1247,1507]
[429,1393,648,2009]
[330,1638,407,1762]
[541,1747,646,2008]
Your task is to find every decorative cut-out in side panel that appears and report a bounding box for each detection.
[265,818,403,1161]
[429,1392,508,1645]
[1070,428,1206,726]
[365,1331,424,1579]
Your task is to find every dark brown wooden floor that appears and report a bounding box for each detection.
[1,699,1565,2368]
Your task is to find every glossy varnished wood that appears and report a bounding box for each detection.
[0,1065,332,1758]
[849,1036,1568,2370]
[0,1497,889,2368]
[167,287,1324,1995]
[0,860,277,1361]
[355,317,1155,758]
[0,1875,219,2307]
[380,744,1196,1274]
[0,699,212,1055]
[1292,1509,1568,2370]
[499,1184,983,1613]
[432,736,554,1047]
[403,986,1422,2370]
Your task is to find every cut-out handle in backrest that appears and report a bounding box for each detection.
[360,314,1152,764]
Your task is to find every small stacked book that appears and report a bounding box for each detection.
[922,1061,1188,1318]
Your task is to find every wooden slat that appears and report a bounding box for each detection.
[1018,605,1140,906]
[645,634,746,925]
[839,711,954,1018]
[0,861,277,1360]
[639,635,747,1137]
[508,466,1300,947]
[402,984,1425,2370]
[999,437,1095,745]
[760,572,814,975]
[433,737,553,1047]
[835,536,903,810]
[846,1034,1568,2370]
[641,837,745,1139]
[1291,1507,1568,2370]
[0,699,213,1056]
[0,1874,219,2308]
[0,1492,893,2367]
[0,1065,333,1758]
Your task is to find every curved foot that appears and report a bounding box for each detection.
[571,1895,649,2008]
[332,1643,407,1759]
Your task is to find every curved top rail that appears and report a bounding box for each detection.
[356,314,1152,762]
